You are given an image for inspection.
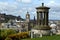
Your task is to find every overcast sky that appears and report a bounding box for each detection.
[0,0,60,20]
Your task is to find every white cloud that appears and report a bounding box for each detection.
[0,2,17,12]
[22,7,34,12]
[16,0,31,3]
[46,1,55,6]
[46,0,60,7]
[45,0,60,20]
[28,7,32,11]
[22,8,27,10]
[17,10,23,13]
[50,1,55,3]
[22,0,31,3]
[16,0,21,2]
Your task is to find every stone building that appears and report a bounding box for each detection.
[0,12,31,32]
[25,12,31,31]
[0,13,5,23]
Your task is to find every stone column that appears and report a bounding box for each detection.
[40,12,43,26]
[46,12,48,26]
[45,12,48,26]
[37,12,39,25]
[31,31,34,38]
[42,12,44,25]
[39,30,42,37]
[40,13,42,26]
[39,12,41,25]
[44,12,45,25]
[40,33,42,37]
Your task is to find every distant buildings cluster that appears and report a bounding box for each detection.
[0,12,31,32]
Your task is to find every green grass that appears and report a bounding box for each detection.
[22,35,60,40]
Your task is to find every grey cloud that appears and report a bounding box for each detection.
[0,2,18,13]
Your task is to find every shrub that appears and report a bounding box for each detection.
[8,32,29,39]
[8,34,21,40]
[17,32,29,39]
[5,37,12,40]
[0,29,17,40]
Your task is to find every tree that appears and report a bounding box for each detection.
[0,29,17,40]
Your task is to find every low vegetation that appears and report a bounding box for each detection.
[1,29,60,40]
[0,29,30,40]
[0,29,17,40]
[22,35,60,40]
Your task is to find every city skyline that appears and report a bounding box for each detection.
[0,0,60,20]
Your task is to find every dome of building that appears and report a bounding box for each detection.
[50,24,57,28]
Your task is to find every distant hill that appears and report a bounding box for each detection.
[0,13,24,23]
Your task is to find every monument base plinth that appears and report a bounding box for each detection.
[40,30,51,35]
[34,25,51,35]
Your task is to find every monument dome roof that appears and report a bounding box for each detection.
[50,24,57,28]
[36,3,50,9]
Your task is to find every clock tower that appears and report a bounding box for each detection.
[25,11,30,31]
[26,11,30,22]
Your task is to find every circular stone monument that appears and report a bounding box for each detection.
[35,3,51,35]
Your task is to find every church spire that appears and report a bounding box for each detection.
[34,16,35,21]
